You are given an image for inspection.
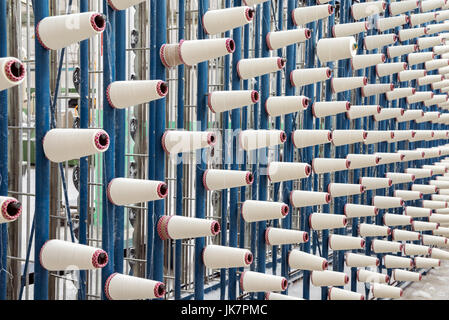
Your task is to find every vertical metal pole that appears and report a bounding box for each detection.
[194,0,208,300]
[33,0,50,300]
[102,0,116,299]
[153,0,166,286]
[175,0,185,300]
[229,0,242,300]
[0,0,7,300]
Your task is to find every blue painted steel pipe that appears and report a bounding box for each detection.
[33,0,51,300]
[102,1,116,299]
[194,0,208,300]
[175,0,185,301]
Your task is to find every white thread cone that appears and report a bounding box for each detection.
[203,245,253,269]
[417,36,443,50]
[371,239,403,253]
[359,224,390,237]
[239,129,286,151]
[431,194,449,202]
[346,105,381,120]
[409,12,436,26]
[376,152,404,164]
[429,180,449,189]
[311,270,349,287]
[383,213,413,226]
[373,108,404,121]
[43,129,109,163]
[386,172,415,184]
[329,234,365,251]
[203,169,253,191]
[241,200,289,222]
[237,57,285,79]
[385,88,415,101]
[364,34,397,50]
[0,196,22,224]
[429,213,449,223]
[265,227,309,246]
[406,91,432,104]
[371,283,403,299]
[361,83,394,97]
[404,206,432,217]
[346,154,380,169]
[421,0,445,11]
[290,190,331,207]
[399,27,426,42]
[242,0,269,5]
[107,80,167,109]
[412,221,439,231]
[426,23,449,35]
[373,196,404,209]
[36,12,106,50]
[383,255,414,269]
[40,239,108,271]
[426,165,447,174]
[312,158,350,174]
[408,52,435,66]
[240,271,288,292]
[288,250,328,271]
[390,0,418,16]
[422,234,448,247]
[316,37,357,63]
[422,200,448,209]
[430,248,449,259]
[414,257,440,268]
[392,230,422,242]
[312,101,351,118]
[399,149,424,161]
[0,57,26,91]
[387,44,418,59]
[411,184,437,194]
[107,178,167,206]
[364,131,393,145]
[351,54,385,70]
[360,177,392,190]
[292,4,334,26]
[376,62,407,77]
[432,80,449,90]
[203,6,254,35]
[436,9,449,21]
[331,76,367,93]
[410,131,434,141]
[357,269,389,284]
[290,67,332,87]
[434,45,449,54]
[328,183,364,197]
[332,21,368,37]
[425,59,449,71]
[331,129,366,146]
[309,213,347,230]
[162,130,216,154]
[418,75,444,87]
[394,190,422,201]
[265,96,309,117]
[403,243,431,256]
[265,292,303,300]
[392,269,422,282]
[208,90,259,113]
[104,273,165,300]
[267,28,311,50]
[107,0,146,10]
[351,1,386,20]
[344,203,378,218]
[345,253,379,267]
[328,287,364,300]
[267,162,311,183]
[292,129,332,148]
[376,15,409,32]
[157,215,220,240]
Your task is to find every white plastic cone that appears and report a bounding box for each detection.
[316,37,357,63]
[364,34,397,50]
[265,96,309,117]
[389,0,419,16]
[371,239,403,253]
[414,257,440,268]
[331,129,366,146]
[290,67,332,87]
[311,270,349,287]
[359,177,392,190]
[387,44,418,59]
[309,213,347,230]
[383,213,413,226]
[0,196,22,224]
[0,57,26,91]
[372,196,404,209]
[267,28,311,50]
[265,227,309,246]
[203,245,253,269]
[288,250,328,271]
[328,287,364,300]
[40,239,108,271]
[361,83,394,97]
[312,101,351,118]
[331,76,367,93]
[43,129,109,163]
[357,269,389,284]
[36,12,106,50]
[107,80,167,109]
[208,90,259,113]
[240,271,288,292]
[107,178,167,205]
[351,53,385,70]
[292,129,332,148]
[241,200,288,222]
[392,230,422,242]
[157,215,220,240]
[383,255,414,269]
[392,269,422,282]
[346,105,381,120]
[312,158,350,174]
[351,1,386,20]
[104,273,165,300]
[237,57,285,79]
[267,162,311,183]
[359,224,390,237]
[162,130,216,154]
[329,234,365,250]
[328,183,364,197]
[203,6,254,35]
[345,253,379,267]
[203,169,253,191]
[290,190,331,207]
[403,243,431,256]
[292,4,334,26]
[371,283,403,299]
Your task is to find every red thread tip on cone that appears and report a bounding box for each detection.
[322,260,328,270]
[157,183,168,198]
[305,29,312,39]
[281,204,289,217]
[360,239,365,248]
[305,164,312,177]
[376,258,380,266]
[281,278,288,290]
[346,160,351,169]
[344,275,349,284]
[226,39,236,53]
[325,193,332,203]
[280,131,287,143]
[154,282,166,298]
[302,97,310,109]
[246,172,254,185]
[211,221,221,236]
[328,131,333,141]
[245,8,255,21]
[278,58,287,69]
[303,232,309,242]
[328,5,334,14]
[326,68,332,79]
[244,252,253,265]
